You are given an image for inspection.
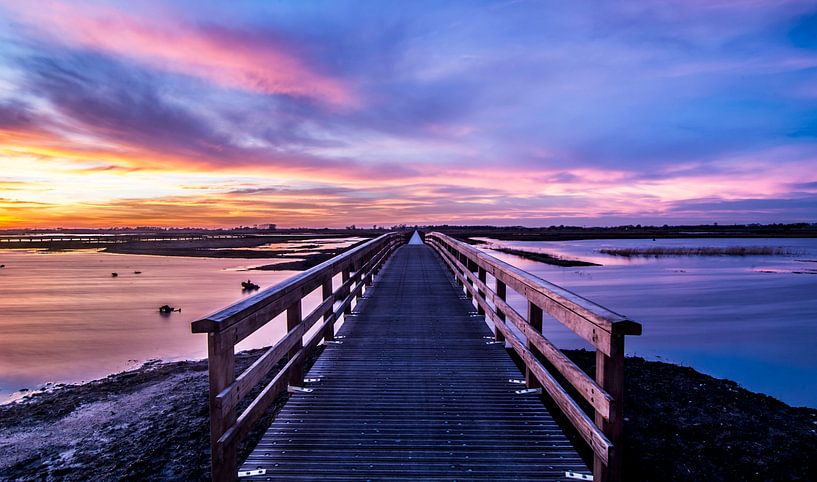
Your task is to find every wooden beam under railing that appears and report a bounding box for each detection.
[426,232,641,482]
[193,232,407,481]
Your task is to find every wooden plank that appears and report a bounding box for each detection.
[287,301,304,386]
[207,331,236,482]
[486,302,612,466]
[430,242,613,419]
[321,278,334,341]
[495,279,507,343]
[193,233,399,333]
[595,335,626,482]
[240,244,591,480]
[477,267,487,315]
[229,239,398,345]
[427,237,616,355]
[218,349,304,450]
[527,301,543,389]
[426,233,641,337]
[215,326,303,416]
[430,240,615,464]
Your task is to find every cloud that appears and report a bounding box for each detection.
[2,1,817,227]
[0,1,357,106]
[9,53,420,182]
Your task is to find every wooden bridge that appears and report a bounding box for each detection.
[193,232,641,481]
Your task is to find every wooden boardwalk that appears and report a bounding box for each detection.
[239,245,590,480]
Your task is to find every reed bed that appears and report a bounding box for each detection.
[600,246,798,257]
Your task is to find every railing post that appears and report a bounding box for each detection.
[494,280,506,343]
[477,267,487,315]
[353,261,364,302]
[342,268,352,315]
[526,301,543,389]
[594,334,625,482]
[208,331,236,482]
[286,300,303,385]
[465,258,475,300]
[322,278,334,341]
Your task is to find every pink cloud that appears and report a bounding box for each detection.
[3,1,357,106]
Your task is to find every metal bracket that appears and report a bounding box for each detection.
[485,341,504,345]
[514,388,543,395]
[565,471,593,481]
[287,385,314,394]
[303,378,321,383]
[325,340,344,345]
[508,379,526,384]
[238,469,267,477]
[335,335,347,339]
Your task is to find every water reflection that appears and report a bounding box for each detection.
[0,246,351,403]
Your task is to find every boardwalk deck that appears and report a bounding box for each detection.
[240,244,590,480]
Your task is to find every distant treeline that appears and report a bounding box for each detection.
[429,223,817,242]
[3,222,816,239]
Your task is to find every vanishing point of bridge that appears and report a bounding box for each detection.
[192,232,641,481]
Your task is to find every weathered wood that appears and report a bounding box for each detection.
[218,349,303,450]
[429,240,614,419]
[426,233,641,338]
[208,332,236,482]
[471,290,611,465]
[527,301,543,389]
[203,236,408,482]
[240,245,591,480]
[322,278,334,341]
[286,301,304,386]
[341,269,351,315]
[427,234,632,355]
[426,234,641,474]
[215,326,303,416]
[198,232,637,481]
[193,233,400,334]
[212,237,401,345]
[477,267,487,315]
[495,279,507,343]
[595,335,626,482]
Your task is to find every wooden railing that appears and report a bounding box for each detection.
[192,232,406,481]
[426,232,641,482]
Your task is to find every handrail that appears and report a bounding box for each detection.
[192,232,407,481]
[425,232,641,482]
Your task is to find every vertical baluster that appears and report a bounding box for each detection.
[286,300,303,385]
[495,280,507,343]
[465,257,475,300]
[526,301,543,389]
[322,277,334,341]
[208,330,236,482]
[477,267,487,315]
[594,335,625,482]
[342,268,352,314]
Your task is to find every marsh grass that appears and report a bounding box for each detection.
[600,246,799,257]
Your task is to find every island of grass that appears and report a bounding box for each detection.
[493,246,600,267]
[600,246,798,257]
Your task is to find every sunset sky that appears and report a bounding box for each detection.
[0,0,816,228]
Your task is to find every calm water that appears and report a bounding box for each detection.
[0,248,339,403]
[2,238,816,408]
[475,237,817,408]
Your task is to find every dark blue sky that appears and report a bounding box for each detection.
[0,0,815,227]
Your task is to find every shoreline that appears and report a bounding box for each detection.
[1,349,814,481]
